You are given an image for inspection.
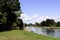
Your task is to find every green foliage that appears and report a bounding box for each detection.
[46,19,56,26]
[35,22,40,26]
[0,13,7,24]
[0,0,23,31]
[16,19,24,30]
[27,19,60,27]
[40,19,56,27]
[40,21,46,26]
[15,10,22,17]
[28,23,33,26]
[56,22,60,27]
[0,0,20,12]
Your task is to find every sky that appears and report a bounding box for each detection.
[20,0,60,24]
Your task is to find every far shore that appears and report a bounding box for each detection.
[24,26,60,32]
[25,26,60,29]
[37,26,60,28]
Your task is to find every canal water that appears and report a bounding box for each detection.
[27,26,60,38]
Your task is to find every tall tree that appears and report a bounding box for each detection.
[0,0,21,31]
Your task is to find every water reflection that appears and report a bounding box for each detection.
[28,26,60,38]
[46,28,55,36]
[55,29,60,37]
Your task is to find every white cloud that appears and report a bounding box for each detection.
[21,14,29,20]
[20,14,60,24]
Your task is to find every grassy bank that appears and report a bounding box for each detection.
[0,30,59,40]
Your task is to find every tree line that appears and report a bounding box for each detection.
[25,19,60,27]
[0,0,23,32]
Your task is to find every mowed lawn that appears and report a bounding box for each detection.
[0,30,59,40]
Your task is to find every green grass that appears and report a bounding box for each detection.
[0,30,60,40]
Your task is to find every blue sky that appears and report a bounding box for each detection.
[20,0,60,24]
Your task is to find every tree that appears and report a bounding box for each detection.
[40,19,56,27]
[56,22,60,27]
[40,21,46,26]
[16,19,24,30]
[28,23,33,26]
[35,22,40,26]
[0,0,22,31]
[46,19,56,26]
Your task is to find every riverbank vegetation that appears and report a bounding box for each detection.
[25,19,60,27]
[0,30,59,40]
